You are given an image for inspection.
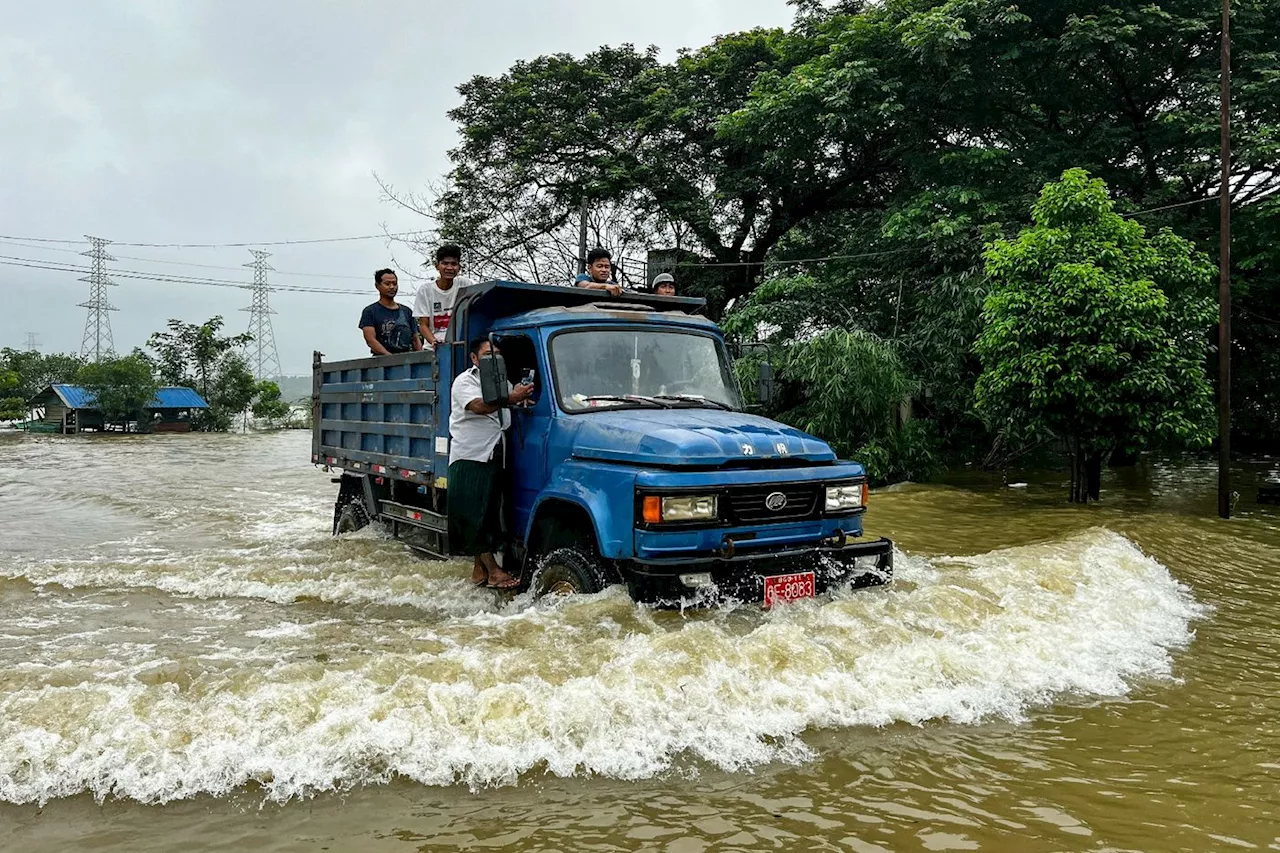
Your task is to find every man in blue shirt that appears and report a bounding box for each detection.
[573,248,622,296]
[359,268,423,355]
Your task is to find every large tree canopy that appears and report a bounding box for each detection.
[432,29,904,302]
[398,0,1279,466]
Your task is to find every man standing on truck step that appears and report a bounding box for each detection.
[448,338,535,589]
[414,244,474,346]
[360,269,423,355]
[574,248,622,296]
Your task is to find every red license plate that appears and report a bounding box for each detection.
[763,571,816,608]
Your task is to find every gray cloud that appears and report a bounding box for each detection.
[0,0,792,373]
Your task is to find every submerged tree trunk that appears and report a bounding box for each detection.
[1067,439,1105,504]
[1085,451,1104,501]
[1069,451,1085,503]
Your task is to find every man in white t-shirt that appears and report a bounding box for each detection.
[414,244,476,346]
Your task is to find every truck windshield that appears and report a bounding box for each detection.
[551,329,742,412]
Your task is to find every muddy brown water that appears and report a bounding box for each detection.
[1,430,1278,852]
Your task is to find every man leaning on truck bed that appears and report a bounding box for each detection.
[414,244,474,347]
[359,268,423,356]
[448,338,534,589]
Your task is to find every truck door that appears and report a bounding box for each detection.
[498,334,551,541]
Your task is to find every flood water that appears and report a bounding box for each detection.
[1,430,1278,852]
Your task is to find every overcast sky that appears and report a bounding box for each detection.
[0,0,794,374]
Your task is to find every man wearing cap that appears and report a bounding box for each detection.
[652,273,677,296]
[414,244,476,346]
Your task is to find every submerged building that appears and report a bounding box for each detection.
[27,384,209,434]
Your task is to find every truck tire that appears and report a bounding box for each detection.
[334,500,370,536]
[531,546,609,598]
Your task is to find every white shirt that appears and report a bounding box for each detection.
[448,366,511,464]
[413,274,476,344]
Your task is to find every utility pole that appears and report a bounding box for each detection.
[576,195,589,275]
[22,332,40,351]
[1218,0,1232,519]
[78,236,118,362]
[241,249,282,381]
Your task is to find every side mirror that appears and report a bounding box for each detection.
[757,360,775,407]
[478,352,509,407]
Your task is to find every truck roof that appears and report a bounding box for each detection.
[454,279,715,337]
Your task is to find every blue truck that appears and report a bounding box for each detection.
[312,281,893,605]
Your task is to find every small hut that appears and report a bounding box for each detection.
[27,385,210,434]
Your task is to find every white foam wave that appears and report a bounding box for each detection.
[0,542,501,618]
[0,529,1205,805]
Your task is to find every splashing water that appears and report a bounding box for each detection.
[0,433,1204,805]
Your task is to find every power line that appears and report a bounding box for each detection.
[78,236,118,362]
[0,239,364,280]
[0,256,366,294]
[242,250,282,381]
[0,191,1223,263]
[0,229,431,249]
[1121,197,1217,217]
[23,332,40,351]
[672,247,915,269]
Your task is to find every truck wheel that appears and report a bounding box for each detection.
[334,500,370,536]
[532,547,609,597]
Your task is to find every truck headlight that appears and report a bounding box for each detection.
[642,494,719,523]
[825,483,867,512]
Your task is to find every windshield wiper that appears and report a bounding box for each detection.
[580,394,672,409]
[653,394,733,411]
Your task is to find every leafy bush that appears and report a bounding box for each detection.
[729,290,938,484]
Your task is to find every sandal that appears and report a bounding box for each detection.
[486,575,521,590]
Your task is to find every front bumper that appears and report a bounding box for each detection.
[621,535,894,604]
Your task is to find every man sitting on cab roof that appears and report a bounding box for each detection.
[652,272,677,296]
[573,248,622,296]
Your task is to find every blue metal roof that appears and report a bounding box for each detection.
[49,384,210,410]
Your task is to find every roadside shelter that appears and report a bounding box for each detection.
[27,384,210,433]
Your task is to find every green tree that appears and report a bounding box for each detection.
[77,355,161,433]
[203,354,257,432]
[416,31,902,305]
[719,0,1277,460]
[0,369,24,421]
[251,380,292,427]
[147,317,255,432]
[974,169,1216,503]
[390,0,1280,463]
[0,348,87,400]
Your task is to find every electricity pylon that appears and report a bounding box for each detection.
[241,249,282,380]
[78,236,118,361]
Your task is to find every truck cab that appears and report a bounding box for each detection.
[314,281,892,605]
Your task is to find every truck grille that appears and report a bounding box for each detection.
[726,483,821,523]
